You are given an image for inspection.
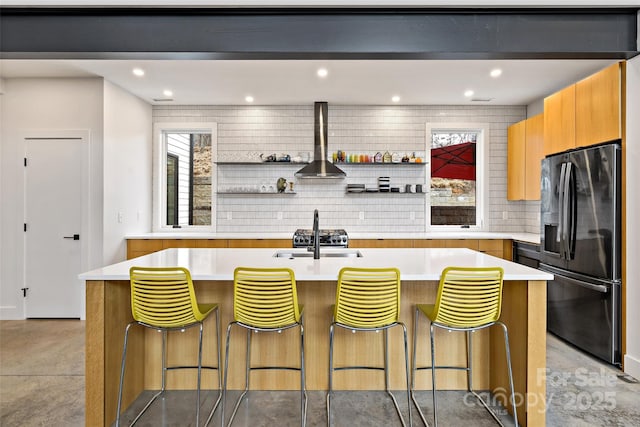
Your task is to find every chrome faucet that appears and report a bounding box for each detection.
[311,209,320,259]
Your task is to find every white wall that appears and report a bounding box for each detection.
[527,97,544,117]
[155,104,535,233]
[102,81,152,264]
[624,55,640,379]
[0,78,104,319]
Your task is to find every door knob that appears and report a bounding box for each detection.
[63,234,80,240]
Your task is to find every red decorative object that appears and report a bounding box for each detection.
[431,142,476,181]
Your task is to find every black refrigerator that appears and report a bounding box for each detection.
[540,141,621,366]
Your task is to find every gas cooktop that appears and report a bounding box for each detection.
[292,229,349,248]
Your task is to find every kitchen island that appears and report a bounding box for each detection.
[81,247,551,427]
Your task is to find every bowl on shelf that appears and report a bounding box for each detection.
[347,184,365,193]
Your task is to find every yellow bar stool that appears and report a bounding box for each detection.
[116,267,222,427]
[327,267,412,427]
[222,267,307,427]
[410,266,518,427]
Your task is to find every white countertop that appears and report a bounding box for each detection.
[80,247,551,282]
[125,232,541,244]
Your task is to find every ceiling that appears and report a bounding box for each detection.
[0,58,617,106]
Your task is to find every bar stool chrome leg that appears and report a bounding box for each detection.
[223,322,306,427]
[205,307,223,426]
[412,321,519,427]
[326,324,335,427]
[429,323,437,427]
[410,307,430,427]
[327,324,412,427]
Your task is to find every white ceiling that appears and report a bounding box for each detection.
[0,58,617,106]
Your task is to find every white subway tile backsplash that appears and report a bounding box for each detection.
[154,104,536,234]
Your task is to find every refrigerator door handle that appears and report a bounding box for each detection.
[561,274,609,293]
[557,162,567,252]
[567,162,577,259]
[539,264,610,293]
[563,162,573,260]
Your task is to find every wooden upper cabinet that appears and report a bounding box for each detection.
[544,84,576,156]
[576,62,622,148]
[507,119,526,200]
[507,113,543,201]
[543,61,623,157]
[524,113,544,200]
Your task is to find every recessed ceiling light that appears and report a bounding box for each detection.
[163,90,173,97]
[464,90,474,97]
[391,95,400,103]
[132,68,145,77]
[490,68,503,78]
[317,68,328,78]
[245,95,254,103]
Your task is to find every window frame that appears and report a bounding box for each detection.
[152,122,217,232]
[425,122,488,231]
[166,152,179,226]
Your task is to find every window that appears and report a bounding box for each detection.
[166,153,179,225]
[153,123,217,231]
[426,124,487,229]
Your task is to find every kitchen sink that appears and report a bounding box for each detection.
[273,249,363,258]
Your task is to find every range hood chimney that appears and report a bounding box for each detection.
[295,102,346,179]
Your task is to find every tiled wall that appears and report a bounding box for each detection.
[153,105,539,234]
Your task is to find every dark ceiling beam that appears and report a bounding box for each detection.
[1,8,638,60]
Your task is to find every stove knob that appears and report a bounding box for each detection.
[341,236,347,245]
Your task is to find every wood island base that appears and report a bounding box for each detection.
[86,278,546,427]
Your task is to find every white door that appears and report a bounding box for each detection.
[24,137,84,318]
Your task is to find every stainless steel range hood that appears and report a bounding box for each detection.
[295,102,346,179]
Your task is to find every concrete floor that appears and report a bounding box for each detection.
[0,319,638,426]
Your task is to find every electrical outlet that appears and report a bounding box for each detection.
[359,211,365,220]
[503,211,508,220]
[227,211,232,220]
[277,211,283,220]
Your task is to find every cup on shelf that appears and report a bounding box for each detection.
[378,176,390,192]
